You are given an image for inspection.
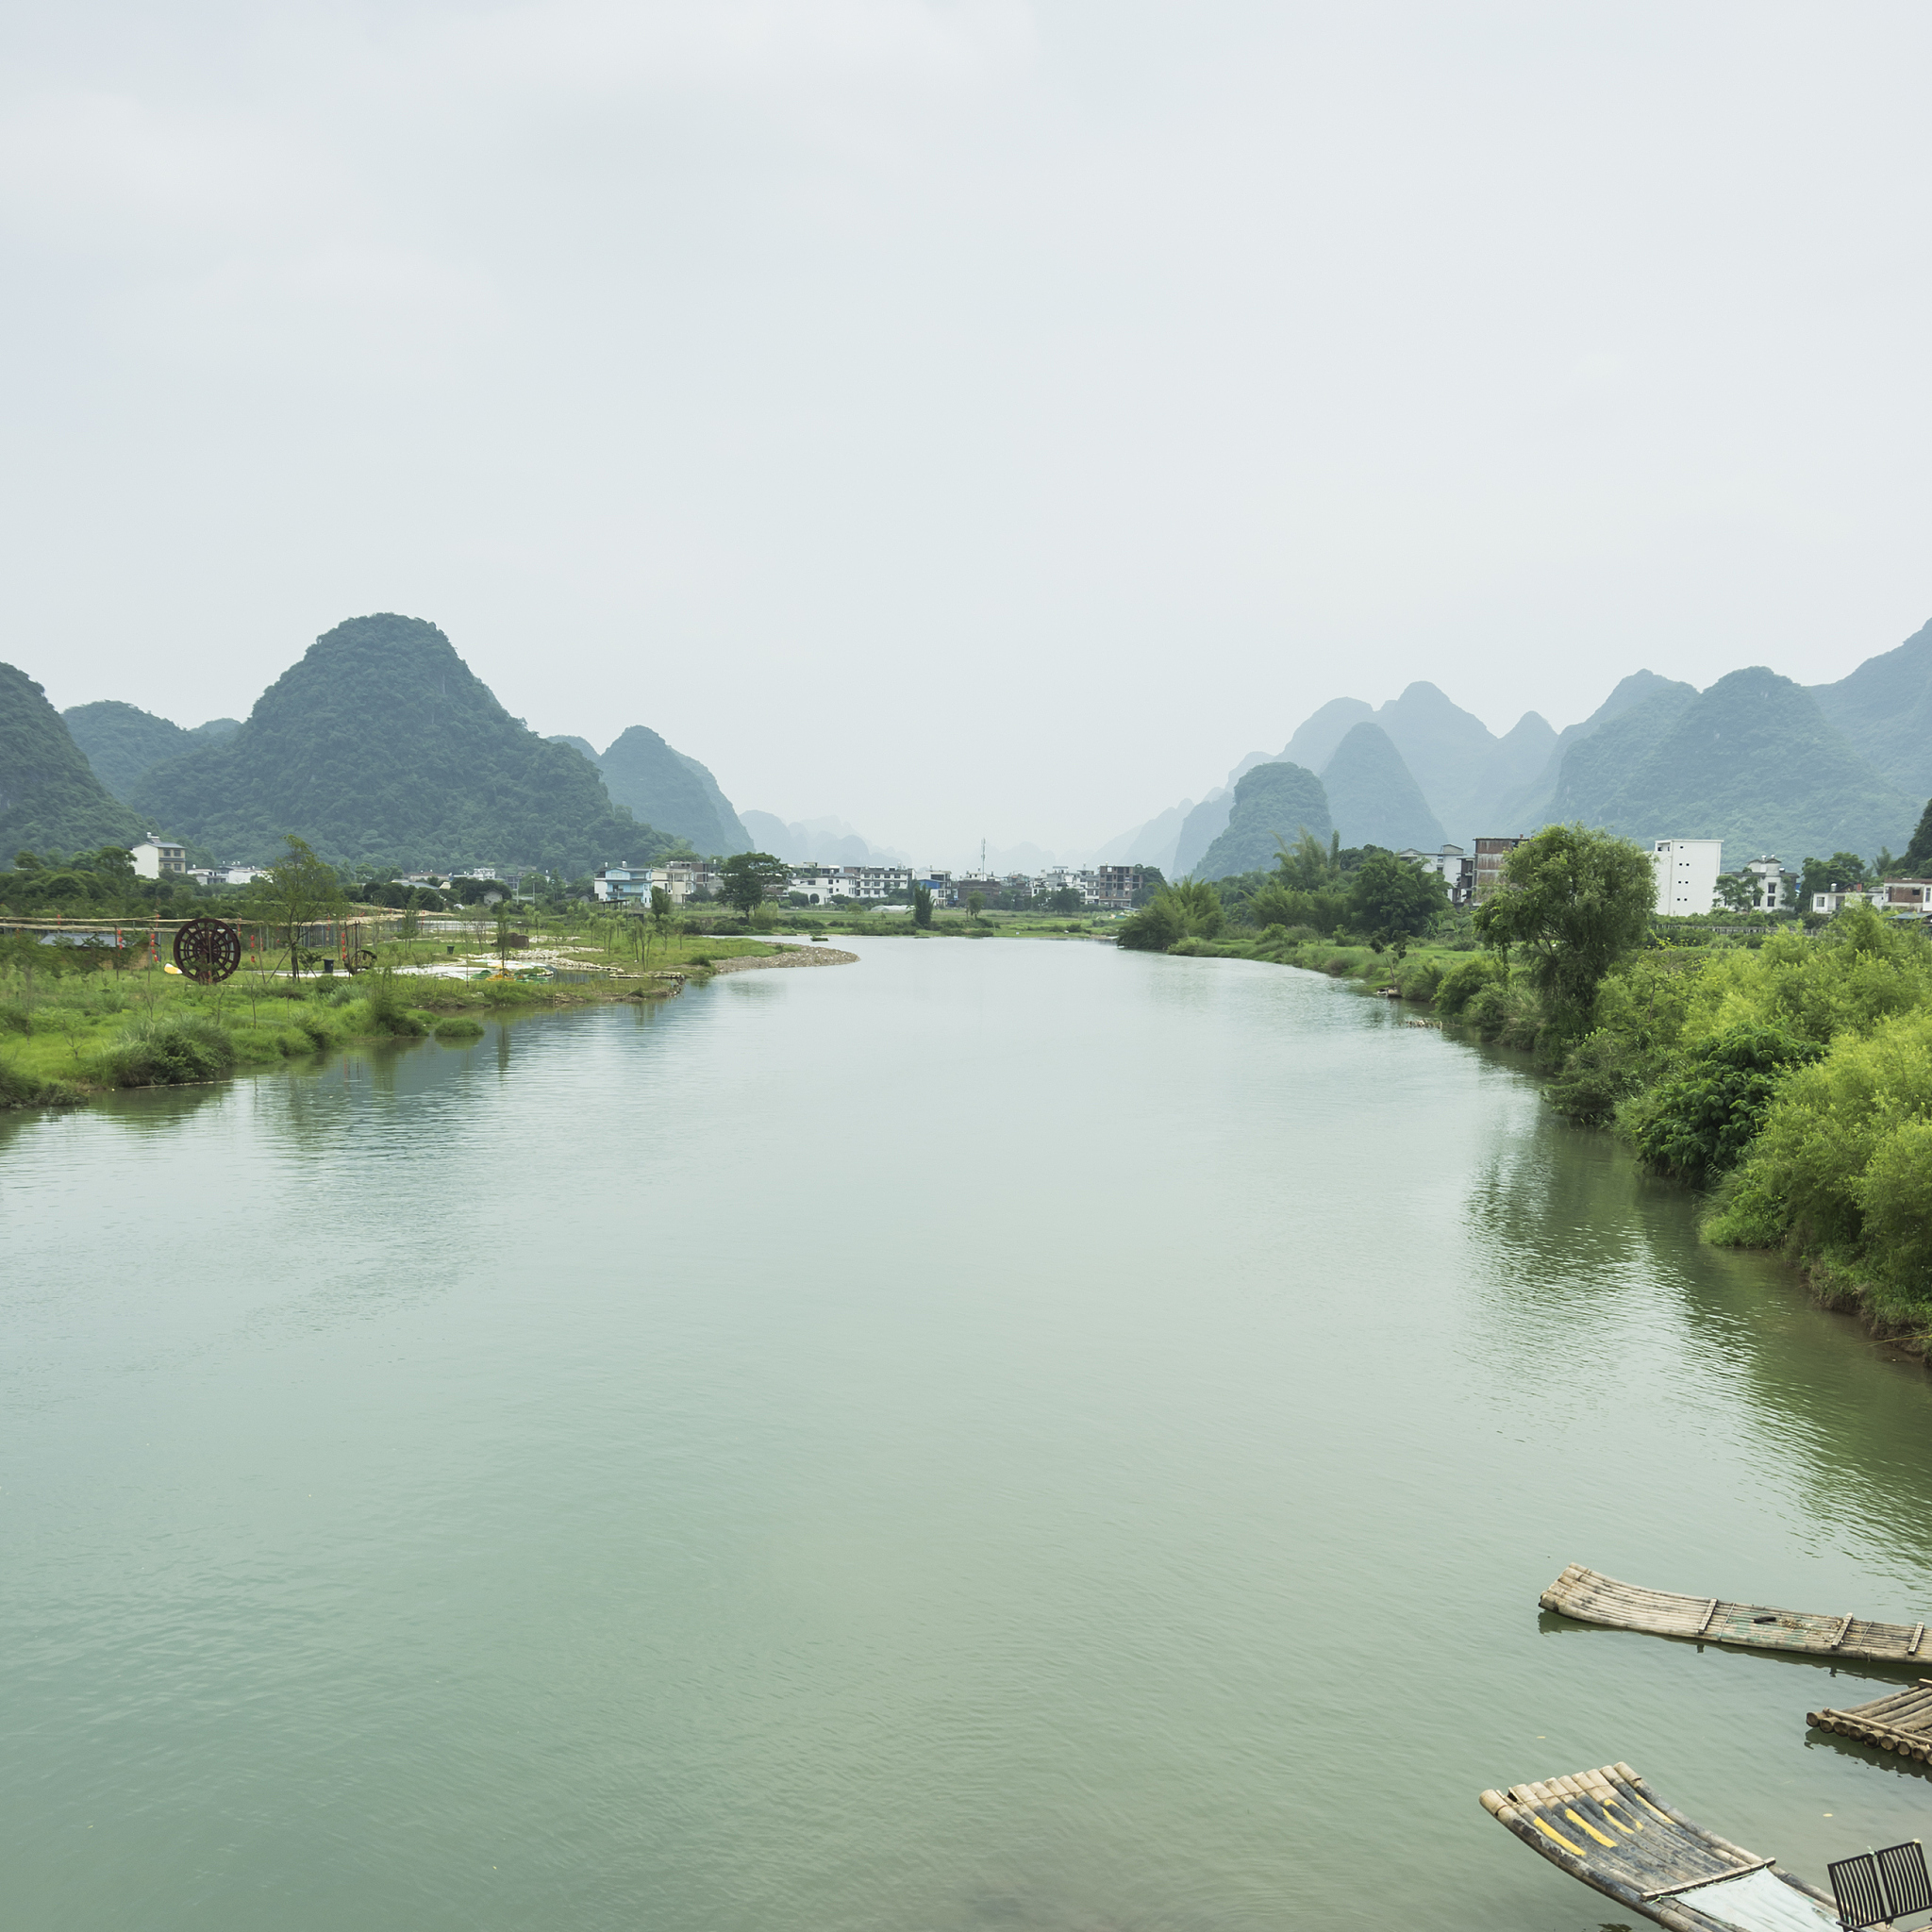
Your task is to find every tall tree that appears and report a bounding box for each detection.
[1348,851,1447,952]
[1473,824,1654,1035]
[261,834,346,978]
[718,851,789,922]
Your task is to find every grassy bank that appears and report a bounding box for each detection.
[0,925,787,1108]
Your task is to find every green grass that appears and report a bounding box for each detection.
[0,940,708,1108]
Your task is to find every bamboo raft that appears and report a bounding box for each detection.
[1480,1763,1844,1930]
[1809,1679,1932,1763]
[1541,1564,1930,1665]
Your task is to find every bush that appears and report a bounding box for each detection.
[364,970,426,1036]
[102,1014,238,1087]
[1855,1118,1932,1304]
[0,1056,76,1107]
[1624,1025,1822,1183]
[1392,957,1445,1003]
[434,1015,485,1041]
[1708,1009,1932,1270]
[291,1008,340,1047]
[1119,881,1223,952]
[1434,954,1506,1016]
[1546,1028,1654,1124]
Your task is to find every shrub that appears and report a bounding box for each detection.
[1392,957,1445,1003]
[364,971,426,1036]
[1119,881,1222,951]
[1624,1025,1822,1183]
[434,1015,485,1041]
[0,1056,74,1107]
[102,1014,238,1087]
[1708,1009,1932,1265]
[1434,954,1506,1016]
[291,1008,340,1047]
[1855,1118,1932,1304]
[1546,1028,1655,1124]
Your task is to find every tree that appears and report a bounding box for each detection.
[719,851,790,922]
[1797,852,1871,908]
[1348,851,1447,952]
[1044,886,1082,916]
[1629,1025,1823,1183]
[650,885,672,938]
[912,884,934,927]
[1273,828,1334,892]
[1117,880,1224,951]
[261,834,346,978]
[1473,824,1655,1036]
[967,891,986,921]
[1714,872,1757,914]
[1904,799,1932,874]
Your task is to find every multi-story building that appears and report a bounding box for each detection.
[666,860,724,904]
[591,863,658,904]
[788,865,913,905]
[129,839,187,879]
[1651,839,1723,916]
[1472,836,1526,901]
[1397,845,1475,906]
[1742,857,1789,911]
[1812,877,1932,916]
[1089,866,1158,909]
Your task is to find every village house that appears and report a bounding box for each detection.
[1472,836,1526,900]
[591,863,657,904]
[1398,845,1474,905]
[1651,838,1723,915]
[1743,857,1788,911]
[128,839,187,878]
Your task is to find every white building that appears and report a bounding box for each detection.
[1651,839,1723,916]
[1397,844,1474,905]
[129,839,187,879]
[788,864,913,904]
[1809,878,1932,916]
[592,863,658,904]
[1742,857,1788,912]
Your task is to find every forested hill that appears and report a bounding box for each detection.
[63,700,198,801]
[0,664,147,857]
[129,614,688,872]
[1538,667,1915,859]
[1809,618,1932,800]
[1195,762,1331,880]
[565,725,750,856]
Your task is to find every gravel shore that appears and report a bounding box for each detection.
[709,944,859,974]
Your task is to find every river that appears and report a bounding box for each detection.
[4,936,1930,1930]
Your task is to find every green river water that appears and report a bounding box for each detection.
[4,937,1930,1929]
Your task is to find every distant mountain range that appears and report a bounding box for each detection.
[1107,619,1932,879]
[2,663,147,857]
[28,613,763,874]
[547,727,750,856]
[739,811,910,868]
[62,703,240,802]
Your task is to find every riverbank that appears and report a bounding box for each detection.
[1180,910,1932,1355]
[0,929,818,1108]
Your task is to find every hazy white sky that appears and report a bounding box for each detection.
[7,0,1931,862]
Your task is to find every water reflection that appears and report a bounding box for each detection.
[7,950,1932,1932]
